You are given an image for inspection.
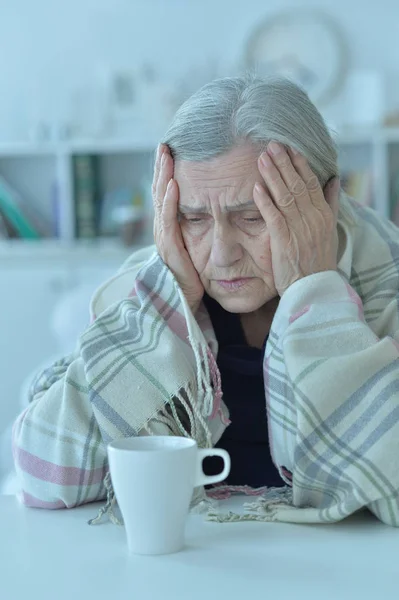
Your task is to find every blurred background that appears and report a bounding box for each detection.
[1,0,399,485]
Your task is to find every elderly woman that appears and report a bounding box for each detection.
[13,76,399,526]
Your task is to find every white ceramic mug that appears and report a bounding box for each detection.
[107,436,231,555]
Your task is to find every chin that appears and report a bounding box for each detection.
[206,285,273,314]
[217,297,263,313]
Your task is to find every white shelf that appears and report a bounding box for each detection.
[0,238,140,263]
[0,138,157,244]
[69,139,157,154]
[0,128,398,155]
[0,128,398,246]
[0,142,59,157]
[0,138,158,157]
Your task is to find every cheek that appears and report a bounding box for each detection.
[181,229,211,273]
[246,233,272,273]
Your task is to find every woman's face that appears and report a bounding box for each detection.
[175,143,277,314]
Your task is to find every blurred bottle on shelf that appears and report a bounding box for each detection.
[100,186,146,246]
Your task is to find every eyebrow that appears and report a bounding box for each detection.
[178,200,258,214]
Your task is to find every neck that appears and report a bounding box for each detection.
[240,297,280,349]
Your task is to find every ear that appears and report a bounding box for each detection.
[324,177,340,221]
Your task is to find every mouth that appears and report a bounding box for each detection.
[215,277,252,291]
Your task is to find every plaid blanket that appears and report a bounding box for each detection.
[12,196,399,525]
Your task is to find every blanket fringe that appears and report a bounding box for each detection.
[206,486,294,523]
[88,340,214,527]
[87,471,124,526]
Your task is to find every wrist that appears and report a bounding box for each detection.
[279,267,337,297]
[189,299,202,315]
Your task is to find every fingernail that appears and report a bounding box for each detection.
[260,152,272,168]
[329,177,337,188]
[167,178,173,191]
[161,153,167,166]
[290,146,301,155]
[254,182,263,194]
[327,176,340,191]
[268,141,282,155]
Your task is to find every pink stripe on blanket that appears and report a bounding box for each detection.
[132,280,225,423]
[14,447,105,487]
[345,282,364,320]
[207,347,222,418]
[136,280,190,343]
[20,491,68,509]
[289,305,310,324]
[196,304,214,334]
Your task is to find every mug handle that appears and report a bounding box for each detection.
[195,448,231,487]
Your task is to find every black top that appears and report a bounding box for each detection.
[202,294,284,488]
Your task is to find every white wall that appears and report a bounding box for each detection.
[1,0,399,141]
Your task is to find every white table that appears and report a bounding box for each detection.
[1,494,398,600]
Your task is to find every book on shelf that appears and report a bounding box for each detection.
[0,211,18,238]
[390,170,399,226]
[341,170,373,207]
[72,153,148,244]
[73,155,99,239]
[0,176,42,240]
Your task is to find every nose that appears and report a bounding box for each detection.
[210,223,243,268]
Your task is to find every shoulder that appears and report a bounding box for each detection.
[117,244,157,274]
[342,198,399,297]
[348,201,399,265]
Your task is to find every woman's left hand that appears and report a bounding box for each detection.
[254,141,341,297]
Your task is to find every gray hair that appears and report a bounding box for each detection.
[162,74,354,223]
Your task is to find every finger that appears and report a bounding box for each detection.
[287,147,327,210]
[152,143,168,197]
[253,182,289,241]
[258,151,301,220]
[324,177,340,222]
[162,178,180,235]
[155,150,174,213]
[161,178,186,257]
[267,142,313,211]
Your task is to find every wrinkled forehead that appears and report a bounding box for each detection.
[174,143,262,205]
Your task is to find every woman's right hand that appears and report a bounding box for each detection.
[153,144,204,314]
